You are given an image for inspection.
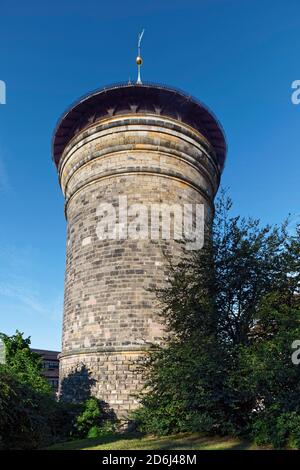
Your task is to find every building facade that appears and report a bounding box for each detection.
[53,83,226,417]
[32,349,60,393]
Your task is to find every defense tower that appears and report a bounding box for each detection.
[53,82,226,417]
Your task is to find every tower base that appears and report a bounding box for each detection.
[59,350,146,418]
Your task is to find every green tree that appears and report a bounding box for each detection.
[73,397,116,438]
[0,331,117,448]
[134,192,300,446]
[0,330,51,394]
[0,331,55,448]
[0,367,55,449]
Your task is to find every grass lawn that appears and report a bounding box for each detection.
[46,433,268,450]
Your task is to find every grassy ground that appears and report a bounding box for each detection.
[46,433,267,450]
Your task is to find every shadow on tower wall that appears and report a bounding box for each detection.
[59,365,96,403]
[59,365,117,421]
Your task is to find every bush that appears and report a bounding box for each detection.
[0,373,116,449]
[49,401,83,443]
[87,421,116,439]
[0,331,51,394]
[0,331,57,449]
[132,397,187,436]
[74,398,116,439]
[0,368,54,449]
[132,195,300,448]
[252,411,300,449]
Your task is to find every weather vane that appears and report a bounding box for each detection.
[136,29,145,84]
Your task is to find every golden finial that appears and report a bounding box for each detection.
[136,29,145,84]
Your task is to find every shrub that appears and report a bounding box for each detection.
[0,368,54,449]
[133,194,300,447]
[87,421,116,439]
[49,401,83,443]
[252,411,300,449]
[74,398,116,438]
[0,332,117,448]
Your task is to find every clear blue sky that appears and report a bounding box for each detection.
[0,0,299,350]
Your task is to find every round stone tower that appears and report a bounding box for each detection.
[53,83,226,417]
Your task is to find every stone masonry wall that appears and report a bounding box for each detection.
[58,114,220,417]
[59,351,144,417]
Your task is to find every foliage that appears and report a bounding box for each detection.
[133,191,300,447]
[74,398,103,437]
[252,411,300,449]
[87,421,116,439]
[74,398,116,438]
[0,330,51,394]
[0,331,116,448]
[46,432,259,451]
[0,367,54,449]
[49,400,83,442]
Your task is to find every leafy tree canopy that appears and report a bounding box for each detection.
[0,330,51,394]
[134,191,300,448]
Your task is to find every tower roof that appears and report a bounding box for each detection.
[52,82,227,171]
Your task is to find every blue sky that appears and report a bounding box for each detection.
[0,0,299,350]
